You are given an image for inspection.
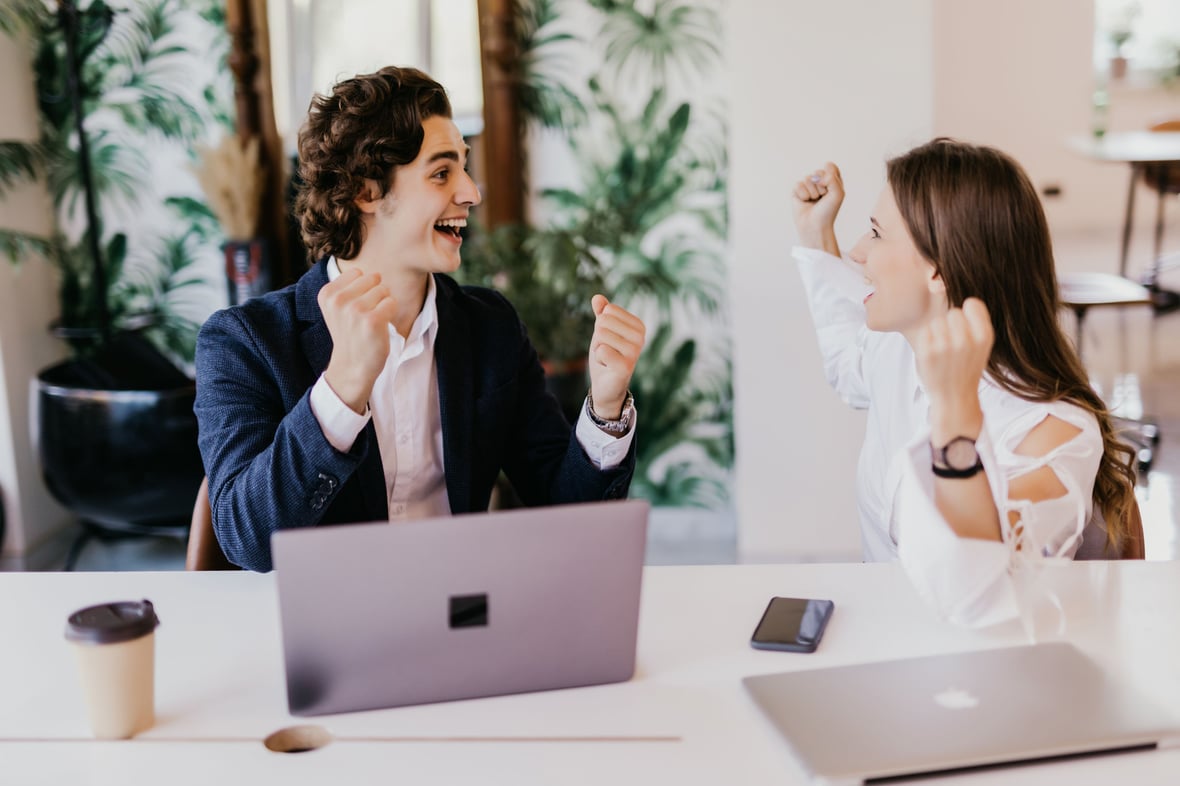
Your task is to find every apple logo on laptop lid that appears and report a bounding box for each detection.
[934,687,980,710]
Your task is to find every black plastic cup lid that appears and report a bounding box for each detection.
[65,599,159,645]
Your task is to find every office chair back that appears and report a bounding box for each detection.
[185,477,239,571]
[1121,499,1146,560]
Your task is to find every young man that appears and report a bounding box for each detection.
[194,67,645,572]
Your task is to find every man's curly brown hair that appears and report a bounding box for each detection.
[294,66,452,262]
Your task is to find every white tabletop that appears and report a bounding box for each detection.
[1067,131,1180,164]
[3,563,1180,784]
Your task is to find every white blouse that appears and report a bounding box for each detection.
[794,247,1107,628]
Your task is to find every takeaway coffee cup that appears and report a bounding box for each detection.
[64,599,160,739]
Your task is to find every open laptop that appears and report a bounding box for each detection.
[744,643,1180,783]
[271,499,648,716]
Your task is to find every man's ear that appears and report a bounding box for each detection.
[354,179,383,214]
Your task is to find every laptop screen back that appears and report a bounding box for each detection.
[273,500,649,716]
[743,643,1180,783]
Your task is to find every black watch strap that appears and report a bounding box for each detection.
[930,461,984,479]
[930,436,984,479]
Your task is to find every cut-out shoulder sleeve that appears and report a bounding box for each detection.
[895,401,1102,628]
[793,246,874,409]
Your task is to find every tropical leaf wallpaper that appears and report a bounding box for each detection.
[0,0,232,367]
[517,0,732,508]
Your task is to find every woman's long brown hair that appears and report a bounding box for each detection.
[887,138,1137,549]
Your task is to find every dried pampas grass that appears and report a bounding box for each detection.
[192,134,265,241]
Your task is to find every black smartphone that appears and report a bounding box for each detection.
[750,596,835,653]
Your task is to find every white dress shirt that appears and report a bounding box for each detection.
[794,247,1105,628]
[308,259,635,522]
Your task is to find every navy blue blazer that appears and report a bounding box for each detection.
[194,261,635,572]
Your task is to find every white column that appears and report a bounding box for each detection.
[0,35,71,561]
[729,0,935,561]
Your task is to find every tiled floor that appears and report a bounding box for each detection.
[11,225,1180,571]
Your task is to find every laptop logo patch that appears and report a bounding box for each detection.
[934,687,979,710]
[449,593,489,629]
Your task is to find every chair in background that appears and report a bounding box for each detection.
[185,477,239,571]
[1058,272,1158,475]
[1122,500,1146,560]
[1142,119,1180,277]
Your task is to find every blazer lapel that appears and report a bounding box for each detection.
[354,421,388,521]
[296,260,333,375]
[434,275,474,513]
[296,259,388,521]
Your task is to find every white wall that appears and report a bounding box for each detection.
[932,0,1178,263]
[730,0,934,561]
[932,0,1096,235]
[0,35,71,558]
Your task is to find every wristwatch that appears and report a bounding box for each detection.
[930,436,983,479]
[586,390,635,435]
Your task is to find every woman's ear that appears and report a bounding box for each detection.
[927,266,946,295]
[354,179,383,214]
[927,267,949,311]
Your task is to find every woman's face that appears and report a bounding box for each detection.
[848,186,946,339]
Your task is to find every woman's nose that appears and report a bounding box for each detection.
[848,236,868,265]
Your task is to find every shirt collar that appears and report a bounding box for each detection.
[326,256,438,343]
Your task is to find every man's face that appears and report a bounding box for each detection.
[356,115,481,273]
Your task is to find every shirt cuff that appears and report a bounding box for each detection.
[574,399,636,470]
[309,374,371,454]
[896,427,1017,628]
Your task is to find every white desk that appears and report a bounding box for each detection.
[3,563,1180,784]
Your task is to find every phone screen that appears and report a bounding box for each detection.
[750,596,834,653]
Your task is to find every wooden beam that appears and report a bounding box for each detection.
[224,0,260,140]
[476,0,525,228]
[224,0,294,285]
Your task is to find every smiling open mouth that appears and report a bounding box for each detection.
[434,217,466,239]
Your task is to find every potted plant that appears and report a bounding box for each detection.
[459,220,604,422]
[192,133,269,305]
[0,0,228,565]
[1107,2,1141,80]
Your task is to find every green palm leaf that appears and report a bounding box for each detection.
[91,0,209,141]
[516,0,587,129]
[0,0,48,37]
[598,0,720,86]
[0,141,43,191]
[609,237,724,319]
[626,323,734,506]
[0,228,54,265]
[47,130,149,219]
[165,196,221,243]
[630,461,728,509]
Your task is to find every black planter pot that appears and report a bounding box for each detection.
[37,360,204,563]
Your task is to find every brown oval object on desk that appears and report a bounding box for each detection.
[265,725,334,753]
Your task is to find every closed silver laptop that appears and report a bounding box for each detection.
[272,500,649,716]
[744,642,1180,784]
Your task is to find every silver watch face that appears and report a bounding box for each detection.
[943,437,980,470]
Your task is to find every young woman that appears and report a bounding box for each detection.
[792,138,1140,627]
